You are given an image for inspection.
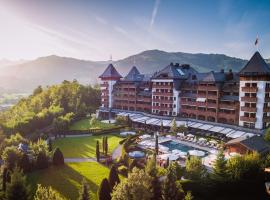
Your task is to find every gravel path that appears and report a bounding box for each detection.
[64,158,96,163]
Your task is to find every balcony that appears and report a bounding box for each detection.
[198,85,218,91]
[152,92,173,96]
[242,86,258,93]
[240,116,256,123]
[264,107,270,112]
[207,94,218,99]
[181,108,197,115]
[197,102,206,107]
[152,84,173,89]
[265,97,270,102]
[264,117,270,123]
[197,93,207,98]
[153,99,173,103]
[207,103,218,108]
[265,88,270,92]
[218,113,236,121]
[241,106,257,112]
[219,103,236,110]
[152,106,172,111]
[241,96,257,102]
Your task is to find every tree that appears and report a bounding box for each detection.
[162,162,185,200]
[78,179,90,200]
[6,167,30,200]
[185,156,207,180]
[212,149,227,180]
[96,141,100,162]
[36,152,49,169]
[105,137,108,156]
[34,184,67,200]
[33,86,43,96]
[264,128,270,141]
[102,137,105,154]
[48,139,53,152]
[19,153,31,173]
[146,156,162,200]
[160,121,164,133]
[184,192,193,200]
[2,167,8,191]
[165,157,170,168]
[109,165,120,190]
[98,178,111,200]
[155,135,159,155]
[52,148,64,166]
[111,168,153,200]
[1,146,21,170]
[30,139,49,159]
[170,118,177,134]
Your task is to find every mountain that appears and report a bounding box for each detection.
[0,50,255,92]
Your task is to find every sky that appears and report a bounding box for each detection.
[0,0,270,61]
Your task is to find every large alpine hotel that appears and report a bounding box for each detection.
[98,51,270,137]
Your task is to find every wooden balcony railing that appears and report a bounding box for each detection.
[241,106,257,112]
[152,92,173,96]
[264,107,270,112]
[242,86,258,93]
[240,116,256,122]
[264,117,270,123]
[241,96,257,102]
[219,104,236,110]
[198,85,218,91]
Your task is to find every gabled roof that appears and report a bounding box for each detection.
[152,63,197,80]
[99,64,122,79]
[197,71,226,82]
[226,136,270,154]
[124,66,144,81]
[239,51,270,76]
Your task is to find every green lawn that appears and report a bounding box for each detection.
[53,135,122,158]
[27,162,110,200]
[69,118,117,131]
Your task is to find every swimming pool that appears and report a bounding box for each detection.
[161,140,207,155]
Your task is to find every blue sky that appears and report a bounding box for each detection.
[0,0,270,60]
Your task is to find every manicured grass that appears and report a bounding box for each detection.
[53,135,122,158]
[69,118,117,131]
[27,162,110,200]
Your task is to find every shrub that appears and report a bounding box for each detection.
[52,148,64,166]
[118,165,128,177]
[98,178,111,200]
[36,152,49,169]
[19,153,31,173]
[34,184,67,200]
[1,146,21,170]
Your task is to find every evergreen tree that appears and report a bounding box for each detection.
[146,155,162,200]
[36,152,49,169]
[185,156,207,180]
[52,148,65,166]
[108,165,120,190]
[78,179,90,200]
[170,118,178,134]
[212,149,227,181]
[162,163,184,200]
[98,178,111,200]
[105,137,108,156]
[165,157,170,168]
[48,139,53,152]
[160,121,164,133]
[2,167,8,191]
[6,167,30,200]
[19,153,31,173]
[102,137,105,154]
[96,141,100,162]
[184,191,193,200]
[155,135,159,155]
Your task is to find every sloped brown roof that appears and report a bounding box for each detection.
[99,64,122,79]
[239,51,270,76]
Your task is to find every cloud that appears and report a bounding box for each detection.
[113,26,128,35]
[95,16,108,25]
[149,0,161,30]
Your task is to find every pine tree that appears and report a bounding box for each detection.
[2,167,8,191]
[162,163,184,200]
[98,178,111,200]
[170,118,178,134]
[78,179,90,200]
[52,148,65,166]
[48,139,53,152]
[105,137,108,156]
[165,157,170,168]
[6,167,30,200]
[212,149,227,181]
[102,137,105,154]
[160,121,164,133]
[19,153,31,173]
[108,165,120,190]
[36,152,49,169]
[96,141,100,162]
[155,135,159,155]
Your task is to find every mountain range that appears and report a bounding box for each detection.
[0,50,269,93]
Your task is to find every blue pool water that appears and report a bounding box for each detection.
[161,141,208,155]
[161,141,194,152]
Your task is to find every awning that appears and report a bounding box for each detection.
[196,98,206,102]
[199,124,213,130]
[209,126,225,133]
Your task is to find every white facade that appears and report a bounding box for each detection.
[173,88,180,116]
[101,80,117,108]
[239,80,270,129]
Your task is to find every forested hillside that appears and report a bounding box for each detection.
[0,80,100,135]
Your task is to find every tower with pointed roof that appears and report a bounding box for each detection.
[99,64,122,109]
[238,51,270,129]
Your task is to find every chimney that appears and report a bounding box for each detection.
[220,69,224,73]
[170,62,174,66]
[175,63,180,67]
[226,69,233,80]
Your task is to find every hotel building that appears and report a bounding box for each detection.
[98,51,270,130]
